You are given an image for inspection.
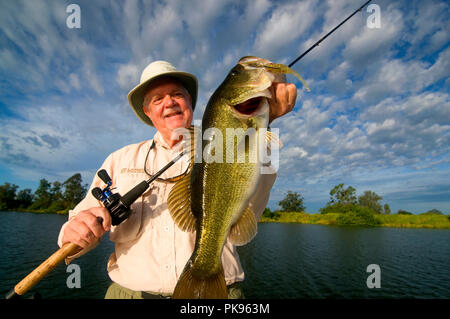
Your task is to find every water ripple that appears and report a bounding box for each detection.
[1,213,449,298]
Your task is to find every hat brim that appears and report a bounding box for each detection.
[127,71,198,126]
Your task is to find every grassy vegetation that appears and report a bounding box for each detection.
[376,213,450,229]
[260,211,450,229]
[261,212,341,225]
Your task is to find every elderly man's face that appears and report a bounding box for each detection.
[143,77,193,142]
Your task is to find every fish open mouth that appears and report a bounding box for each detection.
[233,97,264,115]
[232,88,271,117]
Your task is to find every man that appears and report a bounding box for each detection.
[58,60,297,298]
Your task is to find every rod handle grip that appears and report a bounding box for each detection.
[12,242,80,297]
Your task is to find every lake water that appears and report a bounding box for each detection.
[0,211,449,299]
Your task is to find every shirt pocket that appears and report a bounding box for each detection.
[142,188,157,229]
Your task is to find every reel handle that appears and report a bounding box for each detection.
[97,169,112,184]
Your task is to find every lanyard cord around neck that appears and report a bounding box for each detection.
[143,140,189,183]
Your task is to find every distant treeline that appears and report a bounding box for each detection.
[260,211,450,229]
[0,174,87,214]
[266,183,447,227]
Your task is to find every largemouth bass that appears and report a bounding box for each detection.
[168,56,308,298]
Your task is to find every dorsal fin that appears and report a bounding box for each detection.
[167,175,196,232]
[167,126,197,232]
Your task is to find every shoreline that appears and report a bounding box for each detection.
[3,210,450,229]
[260,212,450,229]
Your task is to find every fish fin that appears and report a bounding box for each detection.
[228,205,258,246]
[186,126,197,166]
[167,175,196,232]
[173,262,228,299]
[265,130,283,148]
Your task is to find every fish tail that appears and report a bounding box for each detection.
[172,262,228,299]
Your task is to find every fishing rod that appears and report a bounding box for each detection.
[289,0,373,67]
[5,0,373,299]
[5,150,185,299]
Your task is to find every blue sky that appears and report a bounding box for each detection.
[0,0,449,214]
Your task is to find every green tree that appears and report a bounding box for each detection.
[421,209,443,215]
[16,188,33,209]
[262,207,280,220]
[328,184,357,205]
[358,191,383,214]
[29,179,52,210]
[320,202,354,214]
[50,181,63,201]
[263,207,271,217]
[48,181,66,212]
[0,183,19,210]
[336,205,381,226]
[63,173,87,209]
[278,191,305,212]
[383,203,391,215]
[320,184,357,214]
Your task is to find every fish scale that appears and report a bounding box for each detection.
[168,56,308,298]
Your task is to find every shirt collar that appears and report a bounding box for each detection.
[153,130,185,152]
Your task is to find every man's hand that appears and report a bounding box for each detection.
[62,207,112,248]
[268,82,298,123]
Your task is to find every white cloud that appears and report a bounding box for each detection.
[365,118,396,135]
[362,91,450,126]
[428,30,449,54]
[243,0,272,32]
[272,85,449,202]
[342,5,403,67]
[403,0,449,57]
[0,0,106,96]
[292,0,369,76]
[0,49,18,71]
[353,46,450,104]
[181,0,235,38]
[0,92,156,183]
[117,63,140,90]
[69,73,81,90]
[254,0,318,60]
[0,0,449,214]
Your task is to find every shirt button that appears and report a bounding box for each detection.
[165,264,170,270]
[164,226,169,232]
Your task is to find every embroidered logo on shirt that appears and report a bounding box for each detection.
[120,168,145,174]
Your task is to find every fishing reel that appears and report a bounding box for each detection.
[91,169,133,226]
[91,149,186,226]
